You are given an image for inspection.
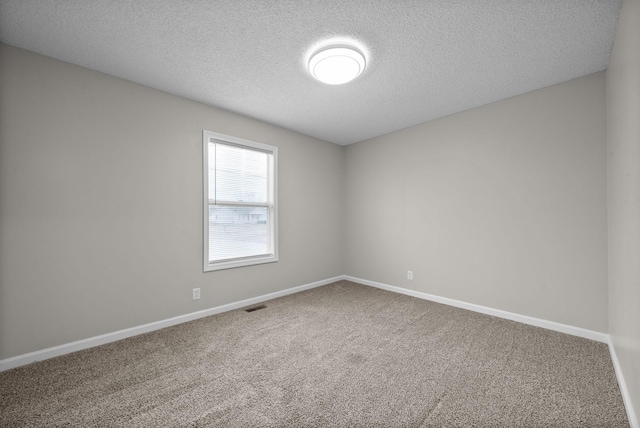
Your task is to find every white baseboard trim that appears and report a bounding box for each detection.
[609,338,639,428]
[345,275,636,426]
[0,276,341,372]
[1,274,635,426]
[343,275,609,343]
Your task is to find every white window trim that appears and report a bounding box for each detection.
[203,130,278,272]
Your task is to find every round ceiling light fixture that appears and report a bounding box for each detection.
[308,44,366,85]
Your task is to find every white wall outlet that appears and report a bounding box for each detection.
[407,270,413,280]
[192,288,201,300]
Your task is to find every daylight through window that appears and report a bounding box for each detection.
[203,131,278,271]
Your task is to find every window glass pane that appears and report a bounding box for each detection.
[208,205,269,261]
[210,143,268,203]
[204,130,277,271]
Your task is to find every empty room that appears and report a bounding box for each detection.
[1,1,638,427]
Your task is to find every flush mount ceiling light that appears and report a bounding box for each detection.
[308,44,366,85]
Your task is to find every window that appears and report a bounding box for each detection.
[203,130,278,271]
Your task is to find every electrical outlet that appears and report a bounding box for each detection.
[407,270,413,280]
[192,288,201,300]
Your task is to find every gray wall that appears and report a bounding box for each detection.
[0,44,344,359]
[607,0,640,420]
[344,72,608,332]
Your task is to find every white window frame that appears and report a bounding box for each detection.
[203,130,278,272]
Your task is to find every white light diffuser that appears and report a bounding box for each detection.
[309,46,366,85]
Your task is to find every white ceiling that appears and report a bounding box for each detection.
[0,0,621,145]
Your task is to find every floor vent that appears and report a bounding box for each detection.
[245,305,267,313]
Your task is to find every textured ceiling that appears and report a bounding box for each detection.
[0,0,621,145]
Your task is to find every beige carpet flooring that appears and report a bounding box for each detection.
[0,280,630,427]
